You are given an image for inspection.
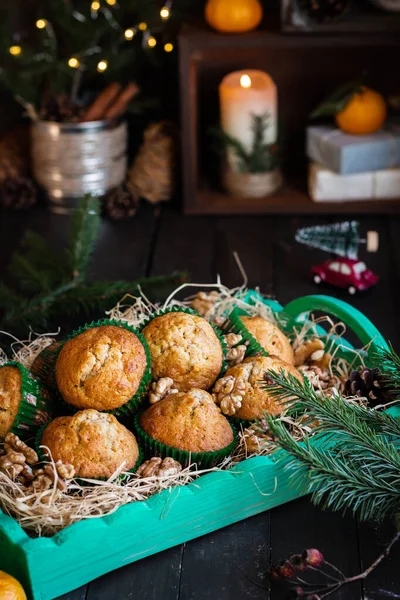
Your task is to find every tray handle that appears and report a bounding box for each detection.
[284,295,388,353]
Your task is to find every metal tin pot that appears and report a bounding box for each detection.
[31,119,128,214]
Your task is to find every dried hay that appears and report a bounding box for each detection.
[0,274,368,537]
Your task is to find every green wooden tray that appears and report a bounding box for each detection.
[1,294,397,600]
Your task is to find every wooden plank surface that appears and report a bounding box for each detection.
[1,205,399,600]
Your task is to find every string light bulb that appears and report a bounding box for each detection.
[138,22,147,31]
[9,45,22,56]
[97,59,108,72]
[36,19,47,29]
[148,36,157,48]
[164,43,173,53]
[68,57,80,68]
[160,6,170,19]
[106,0,116,4]
[124,28,135,40]
[91,1,100,10]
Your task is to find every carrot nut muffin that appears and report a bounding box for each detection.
[31,341,63,391]
[142,311,224,392]
[0,366,22,438]
[138,388,234,454]
[213,355,302,421]
[56,325,148,412]
[239,316,295,365]
[40,409,140,479]
[0,363,52,439]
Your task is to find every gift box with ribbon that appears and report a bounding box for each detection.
[306,125,400,175]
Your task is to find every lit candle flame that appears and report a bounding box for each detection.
[240,74,252,89]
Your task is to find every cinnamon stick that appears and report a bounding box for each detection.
[80,82,122,122]
[104,82,140,119]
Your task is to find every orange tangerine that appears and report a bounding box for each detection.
[0,571,27,600]
[335,86,387,135]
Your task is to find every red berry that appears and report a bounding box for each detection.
[269,566,281,580]
[290,553,308,571]
[303,548,324,567]
[279,560,296,579]
[288,587,305,598]
[269,560,297,580]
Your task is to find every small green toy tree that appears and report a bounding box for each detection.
[295,221,378,259]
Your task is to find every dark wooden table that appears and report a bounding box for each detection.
[1,205,399,600]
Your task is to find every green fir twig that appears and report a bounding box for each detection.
[371,344,400,396]
[0,195,186,341]
[260,368,400,522]
[66,194,101,282]
[210,113,279,174]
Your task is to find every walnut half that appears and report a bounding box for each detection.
[294,338,331,370]
[137,457,182,478]
[213,375,246,416]
[149,377,178,404]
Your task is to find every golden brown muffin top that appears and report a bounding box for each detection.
[221,355,302,421]
[41,409,139,479]
[55,325,147,411]
[0,366,22,438]
[142,312,223,392]
[240,316,295,366]
[139,388,233,453]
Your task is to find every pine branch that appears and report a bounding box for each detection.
[372,344,400,395]
[0,283,25,311]
[250,114,270,172]
[210,113,279,174]
[1,274,186,334]
[8,231,68,294]
[261,369,400,522]
[263,370,400,464]
[0,195,187,339]
[209,127,251,172]
[251,114,267,157]
[47,274,187,319]
[66,194,101,282]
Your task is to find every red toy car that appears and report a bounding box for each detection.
[311,258,379,295]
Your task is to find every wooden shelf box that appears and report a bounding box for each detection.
[178,24,400,215]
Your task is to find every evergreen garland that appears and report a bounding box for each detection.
[0,0,202,118]
[261,360,400,523]
[0,195,185,340]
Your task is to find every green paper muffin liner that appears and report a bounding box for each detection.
[35,424,143,484]
[133,411,238,469]
[139,305,229,380]
[1,361,55,440]
[54,319,152,417]
[224,307,269,360]
[30,341,63,392]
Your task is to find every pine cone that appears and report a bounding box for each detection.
[1,176,37,209]
[296,0,352,23]
[105,185,137,220]
[0,125,30,183]
[126,121,177,204]
[344,367,391,407]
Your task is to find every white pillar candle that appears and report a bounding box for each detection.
[219,70,278,172]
